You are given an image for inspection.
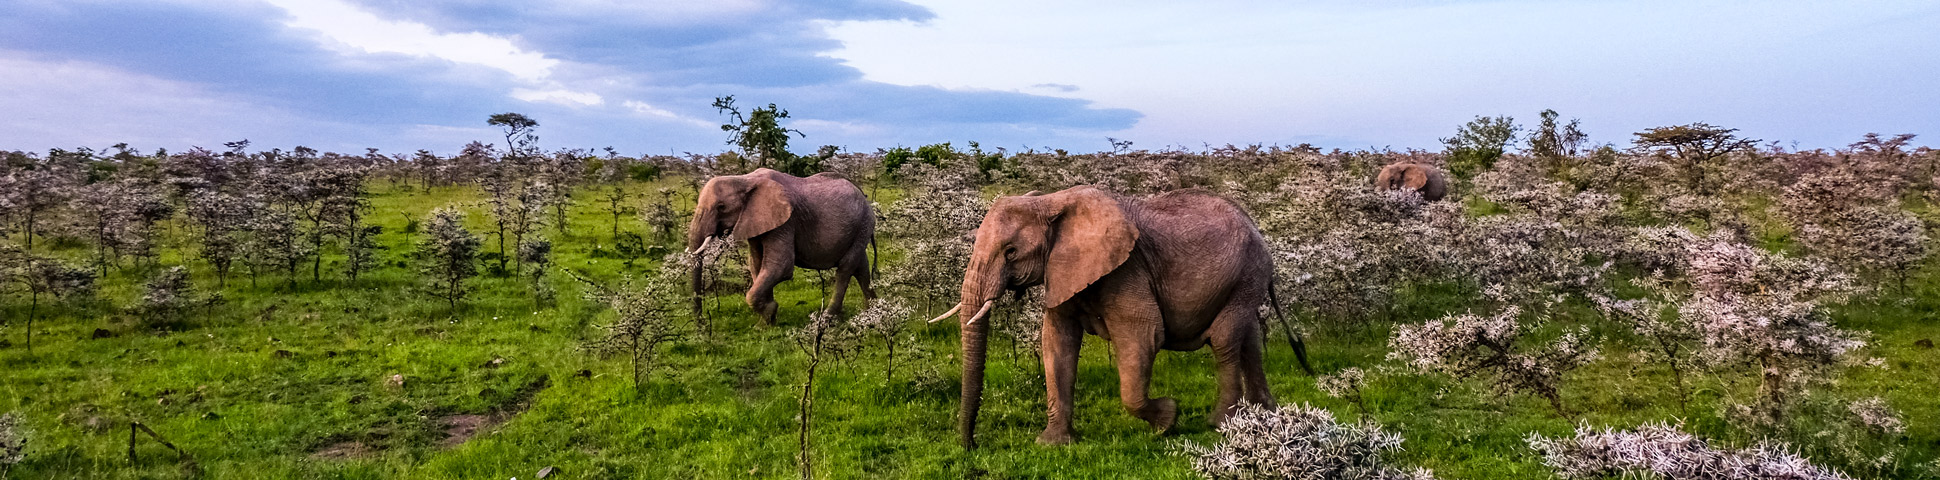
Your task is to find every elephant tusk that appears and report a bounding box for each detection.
[965,300,996,326]
[927,303,964,324]
[686,236,714,255]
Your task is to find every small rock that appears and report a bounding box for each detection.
[93,328,114,339]
[386,374,406,389]
[536,466,557,478]
[1917,338,1934,349]
[482,357,507,369]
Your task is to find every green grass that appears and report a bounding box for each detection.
[4,179,1939,479]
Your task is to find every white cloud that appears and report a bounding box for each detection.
[513,88,605,106]
[264,0,560,82]
[624,100,715,127]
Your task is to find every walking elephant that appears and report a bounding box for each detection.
[931,186,1313,448]
[687,168,876,326]
[1375,162,1448,201]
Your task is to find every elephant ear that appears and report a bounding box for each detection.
[733,177,792,241]
[1044,187,1138,307]
[1402,166,1430,190]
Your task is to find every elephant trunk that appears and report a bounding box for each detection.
[686,204,717,254]
[956,253,1008,449]
[958,304,990,449]
[687,203,718,319]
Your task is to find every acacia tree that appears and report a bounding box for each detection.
[601,185,628,239]
[6,255,95,355]
[417,207,481,311]
[1634,123,1758,197]
[487,112,539,160]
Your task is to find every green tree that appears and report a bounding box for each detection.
[1441,115,1519,180]
[1526,109,1588,174]
[713,95,819,175]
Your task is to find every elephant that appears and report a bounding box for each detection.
[931,186,1313,448]
[1375,162,1448,201]
[686,168,877,326]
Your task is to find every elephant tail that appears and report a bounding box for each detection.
[1267,281,1316,376]
[870,233,879,280]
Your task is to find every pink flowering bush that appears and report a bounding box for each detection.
[1528,422,1855,480]
[1388,303,1599,417]
[1182,403,1436,480]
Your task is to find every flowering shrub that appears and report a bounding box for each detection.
[1182,403,1435,480]
[1316,367,1371,417]
[1678,234,1865,423]
[0,412,24,477]
[416,207,481,311]
[849,297,917,382]
[579,256,689,387]
[1388,304,1599,417]
[1527,422,1854,480]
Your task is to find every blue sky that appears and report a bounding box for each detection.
[1,0,1934,156]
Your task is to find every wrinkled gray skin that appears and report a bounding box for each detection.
[952,186,1295,448]
[687,168,876,325]
[1375,162,1448,201]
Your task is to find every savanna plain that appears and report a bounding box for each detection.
[2,116,1939,479]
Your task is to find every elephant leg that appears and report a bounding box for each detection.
[1208,302,1274,426]
[847,246,878,303]
[854,259,879,302]
[826,267,852,320]
[1037,306,1083,445]
[1109,320,1175,433]
[747,242,794,326]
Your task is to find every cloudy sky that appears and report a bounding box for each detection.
[1,0,1934,156]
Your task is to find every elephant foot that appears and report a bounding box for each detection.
[1035,427,1075,446]
[1141,397,1178,433]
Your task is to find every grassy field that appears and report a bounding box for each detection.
[3,179,1938,479]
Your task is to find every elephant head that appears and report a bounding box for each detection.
[930,186,1138,448]
[686,173,792,253]
[687,174,792,303]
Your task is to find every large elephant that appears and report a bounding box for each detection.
[686,168,876,326]
[932,186,1311,448]
[1375,162,1448,201]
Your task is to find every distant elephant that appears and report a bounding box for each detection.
[687,168,876,326]
[931,186,1313,448]
[1375,162,1448,201]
